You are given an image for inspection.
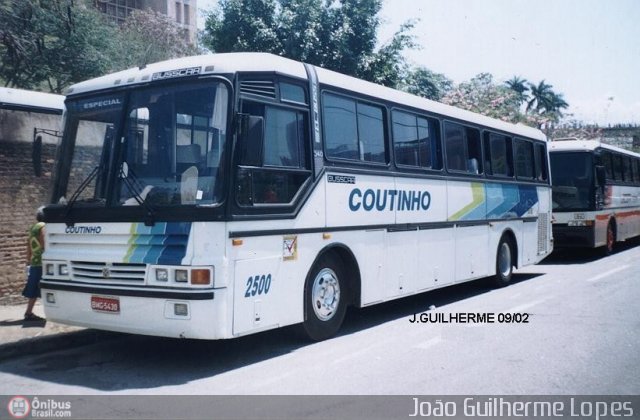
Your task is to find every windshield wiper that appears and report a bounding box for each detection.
[64,166,102,217]
[119,166,156,226]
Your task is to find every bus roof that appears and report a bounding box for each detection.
[66,52,546,141]
[0,87,64,114]
[549,139,640,158]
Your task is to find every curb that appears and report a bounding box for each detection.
[0,329,121,361]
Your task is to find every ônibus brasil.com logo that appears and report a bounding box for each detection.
[7,396,30,419]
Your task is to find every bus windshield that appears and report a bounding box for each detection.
[550,152,594,211]
[58,81,229,209]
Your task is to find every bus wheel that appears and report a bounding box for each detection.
[604,221,616,255]
[491,236,514,287]
[302,254,347,341]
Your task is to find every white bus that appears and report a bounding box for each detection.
[549,139,640,254]
[41,53,552,340]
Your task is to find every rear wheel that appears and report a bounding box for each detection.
[491,236,514,287]
[301,254,347,341]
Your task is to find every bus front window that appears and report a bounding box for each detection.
[550,152,594,211]
[117,82,228,207]
[54,94,125,205]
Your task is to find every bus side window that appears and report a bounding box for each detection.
[484,132,513,178]
[534,142,548,182]
[623,156,633,183]
[236,101,311,206]
[322,92,387,164]
[445,122,465,171]
[514,139,535,179]
[392,110,440,170]
[601,152,613,181]
[612,154,624,181]
[466,127,482,174]
[444,121,482,175]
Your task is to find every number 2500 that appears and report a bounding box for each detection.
[244,274,272,297]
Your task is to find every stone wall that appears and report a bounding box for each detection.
[0,141,57,303]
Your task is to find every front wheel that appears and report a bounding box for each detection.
[301,254,347,341]
[491,236,514,288]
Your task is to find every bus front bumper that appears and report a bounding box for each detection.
[552,223,596,248]
[40,282,229,339]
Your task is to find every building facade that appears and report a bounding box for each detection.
[95,0,197,44]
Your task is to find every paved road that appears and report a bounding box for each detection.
[0,241,639,396]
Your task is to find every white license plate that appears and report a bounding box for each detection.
[91,295,120,314]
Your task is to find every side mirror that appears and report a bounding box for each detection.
[595,165,606,187]
[238,113,264,166]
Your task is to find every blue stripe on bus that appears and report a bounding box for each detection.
[125,222,191,265]
[458,183,539,221]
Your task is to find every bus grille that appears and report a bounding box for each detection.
[71,261,146,282]
[537,213,549,254]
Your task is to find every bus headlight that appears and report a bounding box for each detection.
[46,264,55,276]
[59,264,69,275]
[175,269,189,283]
[155,268,169,281]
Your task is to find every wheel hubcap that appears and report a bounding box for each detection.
[498,242,512,278]
[311,268,340,321]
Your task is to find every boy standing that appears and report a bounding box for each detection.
[23,209,45,321]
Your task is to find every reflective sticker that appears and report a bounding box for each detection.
[283,235,298,261]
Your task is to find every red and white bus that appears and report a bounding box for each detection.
[550,139,640,254]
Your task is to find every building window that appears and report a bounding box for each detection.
[183,4,189,25]
[175,2,182,23]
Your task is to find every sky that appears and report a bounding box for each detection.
[196,0,640,125]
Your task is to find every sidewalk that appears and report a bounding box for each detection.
[0,302,101,360]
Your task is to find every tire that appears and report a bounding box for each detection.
[301,254,348,341]
[491,236,514,288]
[603,221,616,256]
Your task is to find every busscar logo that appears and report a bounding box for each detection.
[327,174,355,184]
[7,396,30,419]
[152,67,201,81]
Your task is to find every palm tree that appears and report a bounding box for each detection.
[527,80,554,113]
[505,76,529,104]
[548,92,569,113]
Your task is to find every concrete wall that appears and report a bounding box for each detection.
[0,109,61,145]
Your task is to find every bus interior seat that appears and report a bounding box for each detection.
[468,158,479,174]
[176,144,202,173]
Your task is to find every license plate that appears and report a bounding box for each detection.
[91,295,120,314]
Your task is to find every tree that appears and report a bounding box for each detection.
[201,0,281,55]
[526,80,554,113]
[504,76,529,105]
[202,0,417,88]
[523,80,569,126]
[117,8,201,69]
[442,73,522,123]
[0,0,120,92]
[402,66,453,101]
